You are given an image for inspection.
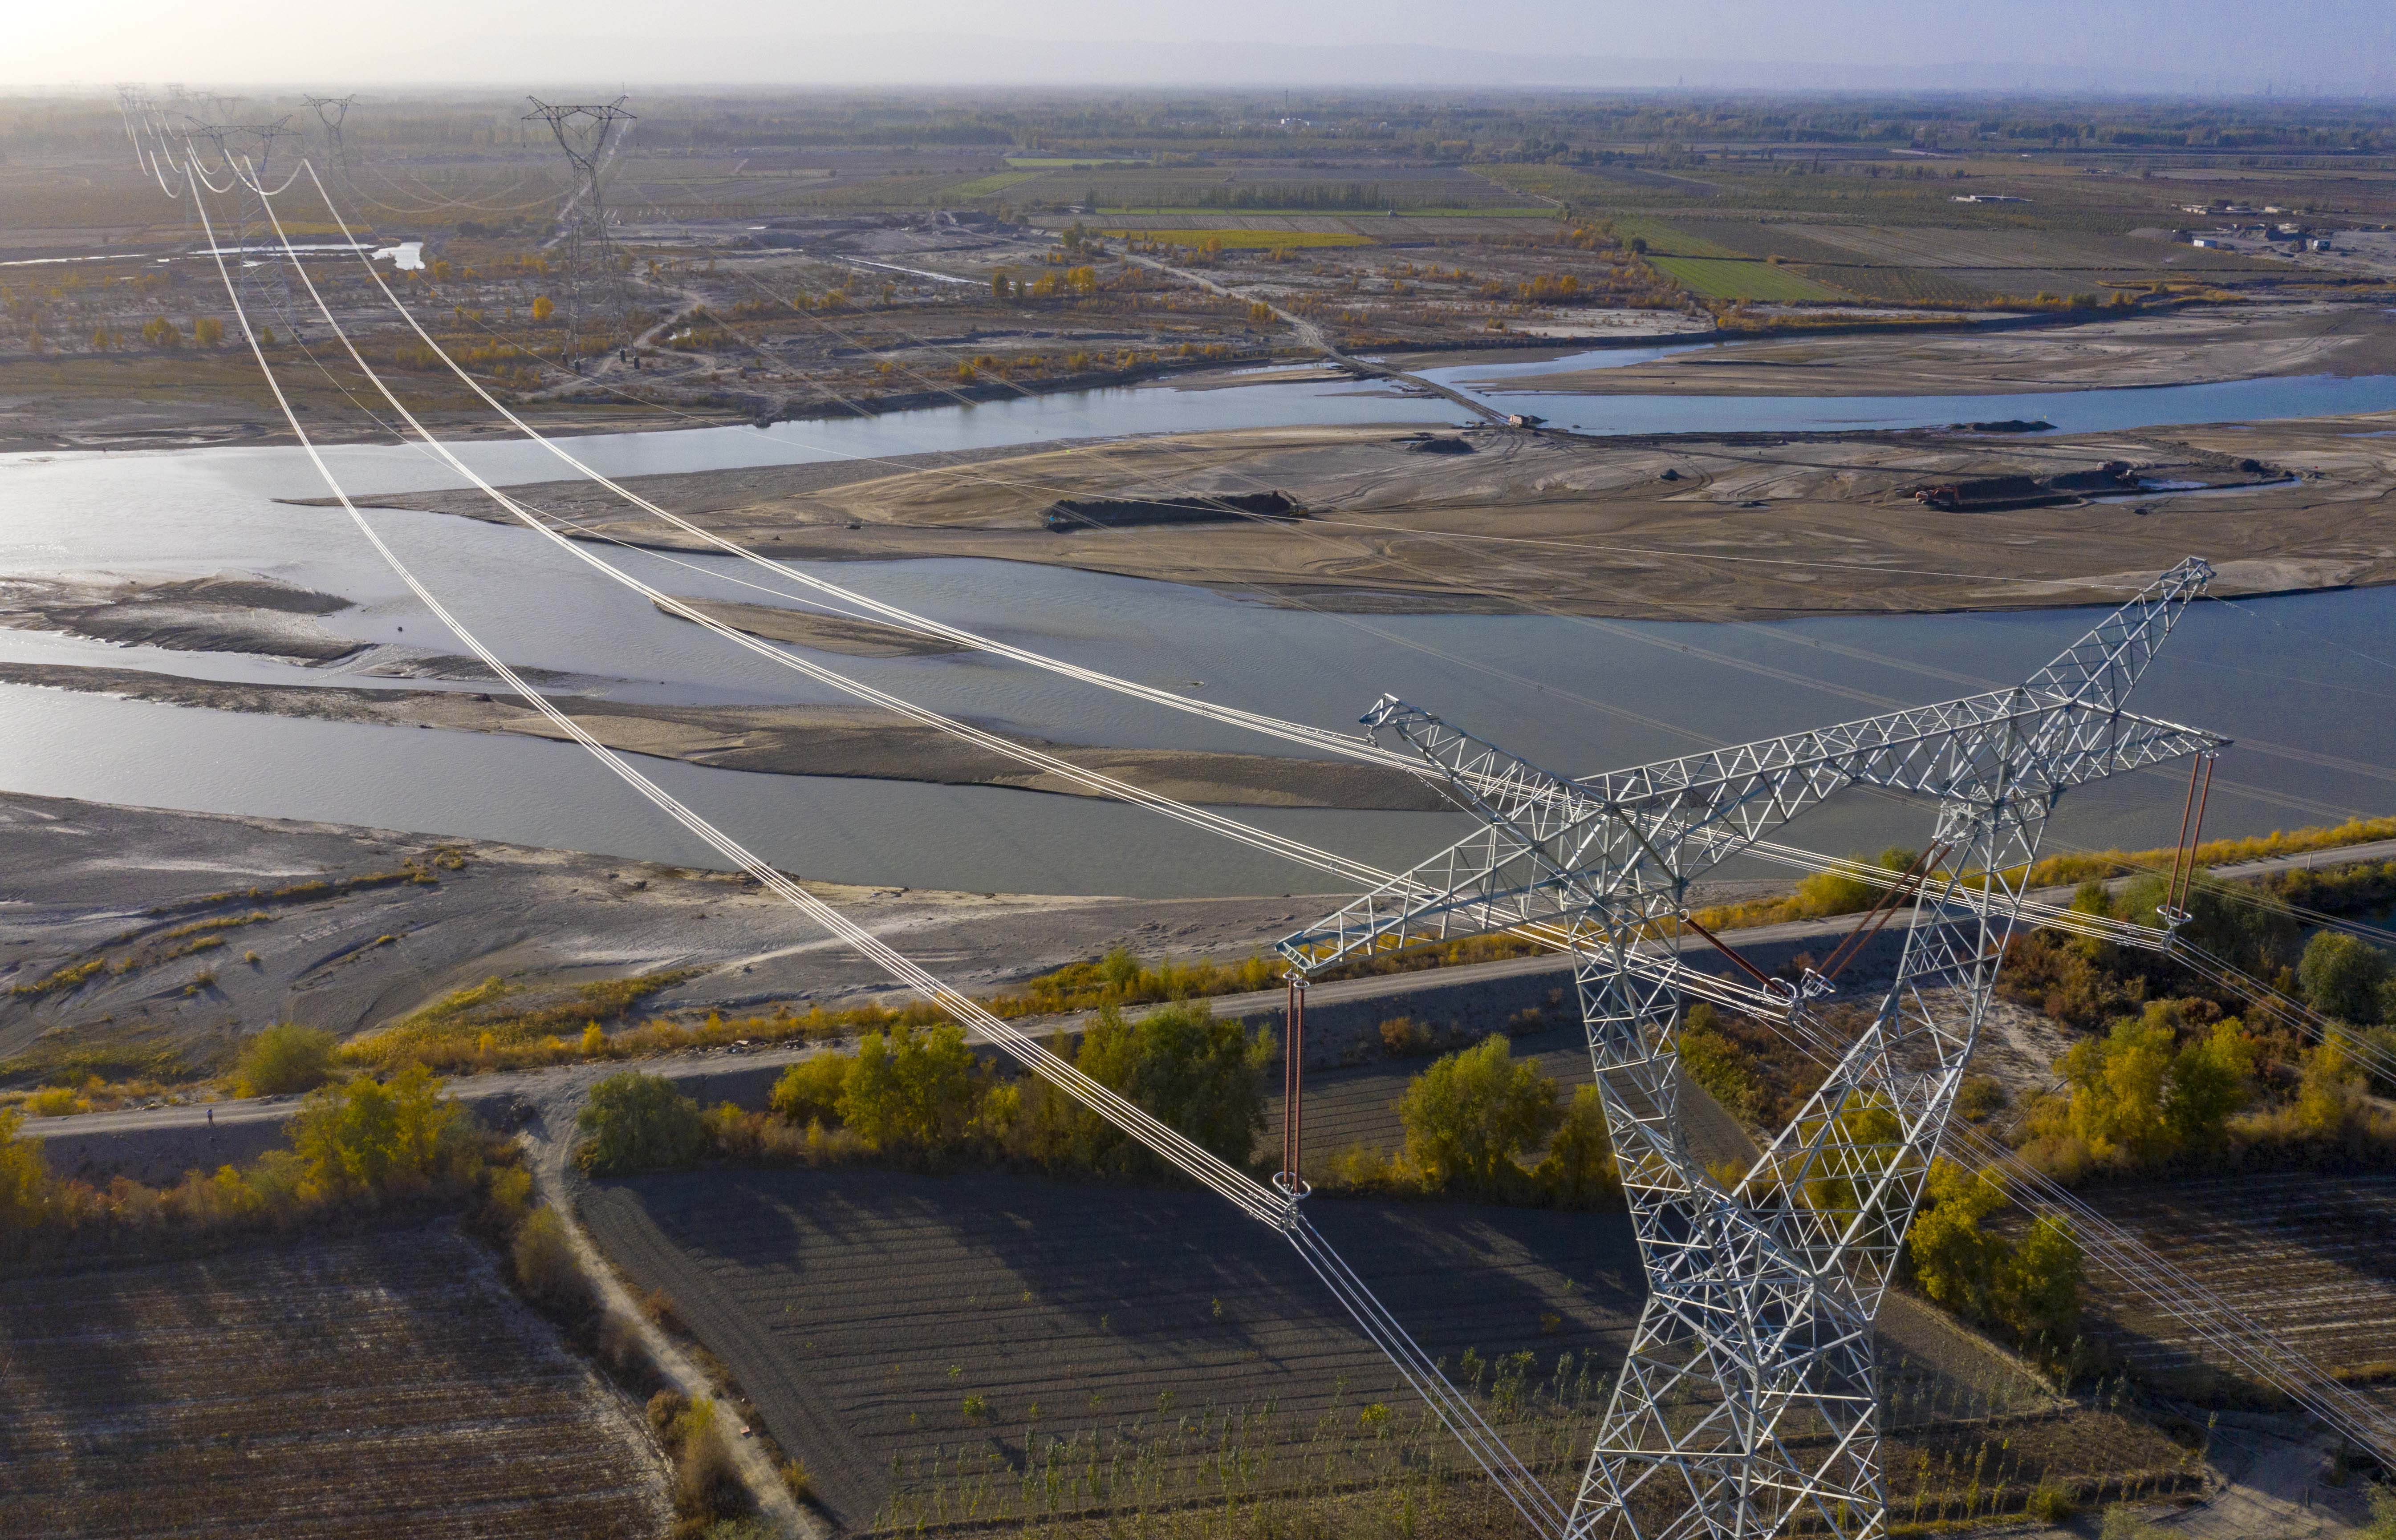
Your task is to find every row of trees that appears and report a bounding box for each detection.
[578,1002,1273,1181]
[0,1065,508,1258]
[572,1009,1626,1212]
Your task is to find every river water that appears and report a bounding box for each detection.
[2,361,2391,897]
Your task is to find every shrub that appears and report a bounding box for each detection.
[769,1054,850,1126]
[0,1109,50,1233]
[233,1022,338,1096]
[2025,1482,2076,1521]
[988,946,1284,1016]
[22,1086,88,1117]
[479,1162,533,1236]
[286,1064,466,1198]
[648,1389,691,1440]
[841,1023,979,1151]
[673,1398,748,1522]
[1399,1034,1559,1195]
[1678,1004,1763,1123]
[1533,1085,1618,1207]
[513,1206,591,1315]
[577,1072,708,1175]
[1954,1073,2008,1122]
[2300,931,2389,1023]
[1790,867,1876,919]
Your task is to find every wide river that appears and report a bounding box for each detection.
[3,355,2392,897]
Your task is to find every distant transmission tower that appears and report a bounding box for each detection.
[303,93,361,200]
[523,95,637,365]
[185,115,305,341]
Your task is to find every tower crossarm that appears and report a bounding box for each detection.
[1273,821,1681,975]
[1561,558,2216,865]
[1276,702,2221,978]
[1277,555,2221,1098]
[2021,554,2214,706]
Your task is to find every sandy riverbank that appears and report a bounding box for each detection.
[305,413,2396,620]
[0,661,1445,811]
[0,792,1335,1066]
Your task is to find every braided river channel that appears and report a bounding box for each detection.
[3,358,2393,897]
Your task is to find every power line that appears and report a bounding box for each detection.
[187,127,2396,1535]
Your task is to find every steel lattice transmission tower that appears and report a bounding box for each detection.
[302,93,361,199]
[185,115,306,341]
[523,96,637,364]
[1277,559,2227,1540]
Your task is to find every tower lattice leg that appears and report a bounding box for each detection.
[1570,802,2048,1539]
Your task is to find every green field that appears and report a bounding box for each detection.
[941,170,1040,199]
[1105,227,1375,248]
[1474,165,1604,204]
[1607,217,1748,259]
[1649,255,1849,302]
[1099,205,1549,218]
[1005,156,1149,169]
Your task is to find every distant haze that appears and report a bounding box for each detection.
[12,0,2396,94]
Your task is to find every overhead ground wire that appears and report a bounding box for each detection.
[217,146,1569,1535]
[194,133,2396,1484]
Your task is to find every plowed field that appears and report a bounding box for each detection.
[0,1225,671,1540]
[2076,1170,2396,1415]
[581,1159,2095,1533]
[582,1167,1644,1529]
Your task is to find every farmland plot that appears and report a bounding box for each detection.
[1771,223,2278,284]
[1068,211,1553,239]
[1644,223,1992,303]
[1647,256,1847,304]
[0,1224,670,1540]
[1273,1026,2059,1424]
[582,1166,1645,1530]
[2075,1170,2396,1414]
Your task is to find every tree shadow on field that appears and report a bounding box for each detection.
[588,1165,1646,1528]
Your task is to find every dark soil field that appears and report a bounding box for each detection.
[0,1222,671,1539]
[579,1161,2161,1534]
[582,1166,1645,1529]
[2076,1169,2396,1416]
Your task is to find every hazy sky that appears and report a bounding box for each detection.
[14,0,2395,93]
